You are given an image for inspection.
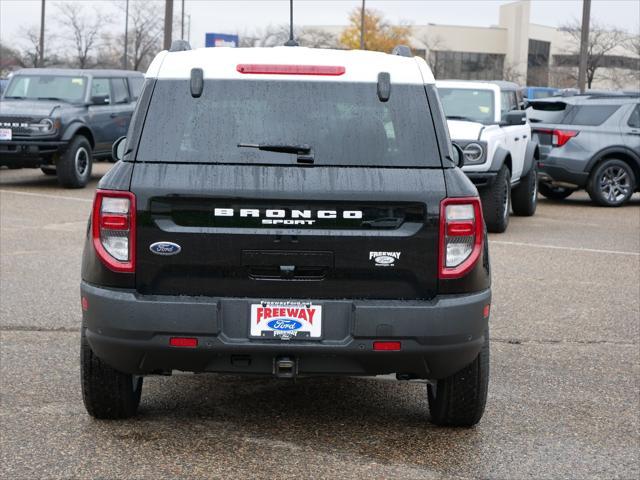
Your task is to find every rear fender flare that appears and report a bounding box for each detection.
[522,139,539,177]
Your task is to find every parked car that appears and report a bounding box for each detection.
[0,78,9,96]
[437,80,538,232]
[529,95,640,206]
[80,42,492,427]
[0,68,144,187]
[523,86,559,101]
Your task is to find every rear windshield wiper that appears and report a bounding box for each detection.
[237,143,314,164]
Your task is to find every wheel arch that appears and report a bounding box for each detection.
[62,123,95,149]
[489,145,512,173]
[587,147,640,189]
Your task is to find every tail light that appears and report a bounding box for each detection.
[92,189,136,273]
[535,128,578,147]
[439,197,483,279]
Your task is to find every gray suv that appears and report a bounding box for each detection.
[0,68,144,188]
[529,95,639,206]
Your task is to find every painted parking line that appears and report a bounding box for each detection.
[491,240,640,257]
[0,189,92,203]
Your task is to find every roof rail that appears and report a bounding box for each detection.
[169,40,191,52]
[391,45,412,57]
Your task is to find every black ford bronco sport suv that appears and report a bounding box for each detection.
[0,68,144,188]
[80,44,491,427]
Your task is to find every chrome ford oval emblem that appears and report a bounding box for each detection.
[149,241,181,256]
[267,319,303,331]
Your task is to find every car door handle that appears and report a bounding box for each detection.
[514,137,520,141]
[110,113,118,118]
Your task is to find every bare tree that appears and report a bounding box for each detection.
[503,61,525,84]
[239,25,337,49]
[420,34,444,78]
[101,0,163,70]
[298,28,338,48]
[57,2,107,68]
[559,19,629,88]
[15,27,42,68]
[238,25,290,48]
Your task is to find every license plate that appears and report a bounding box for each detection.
[250,301,322,339]
[0,128,11,141]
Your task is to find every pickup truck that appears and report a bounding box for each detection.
[437,80,539,232]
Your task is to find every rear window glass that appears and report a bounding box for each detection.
[560,104,620,126]
[136,80,441,167]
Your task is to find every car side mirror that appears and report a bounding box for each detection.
[112,136,127,161]
[90,94,110,105]
[451,142,465,168]
[504,110,527,126]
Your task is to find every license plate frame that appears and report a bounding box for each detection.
[250,301,322,340]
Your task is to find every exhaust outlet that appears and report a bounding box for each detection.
[274,356,297,378]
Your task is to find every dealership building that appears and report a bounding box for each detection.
[312,0,639,90]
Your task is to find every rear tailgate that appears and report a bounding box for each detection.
[132,163,445,300]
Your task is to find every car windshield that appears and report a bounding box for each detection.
[438,87,495,124]
[136,79,441,167]
[4,75,87,103]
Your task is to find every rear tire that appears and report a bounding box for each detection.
[57,136,92,188]
[538,182,575,200]
[511,165,537,216]
[480,165,510,233]
[81,329,143,419]
[587,159,635,207]
[41,166,56,176]
[427,328,489,427]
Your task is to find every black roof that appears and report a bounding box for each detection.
[12,68,144,78]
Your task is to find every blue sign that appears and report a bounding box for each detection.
[205,33,239,48]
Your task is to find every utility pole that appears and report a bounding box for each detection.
[181,0,185,40]
[163,0,174,50]
[359,0,366,50]
[123,0,129,69]
[38,0,45,67]
[577,0,591,93]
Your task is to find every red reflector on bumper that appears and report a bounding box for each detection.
[483,304,491,318]
[169,337,198,348]
[373,341,401,351]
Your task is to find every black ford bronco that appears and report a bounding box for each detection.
[80,43,491,427]
[0,68,144,187]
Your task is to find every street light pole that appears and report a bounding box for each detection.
[123,0,129,69]
[360,0,365,50]
[181,0,185,40]
[578,0,591,93]
[38,0,45,67]
[163,0,173,50]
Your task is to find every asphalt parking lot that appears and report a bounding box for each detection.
[1,163,639,479]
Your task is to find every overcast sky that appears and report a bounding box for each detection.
[1,0,639,50]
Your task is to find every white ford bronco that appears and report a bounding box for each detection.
[437,80,539,232]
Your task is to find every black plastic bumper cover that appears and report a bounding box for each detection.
[81,281,491,380]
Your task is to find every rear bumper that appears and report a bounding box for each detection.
[537,144,589,188]
[81,281,491,380]
[0,140,67,167]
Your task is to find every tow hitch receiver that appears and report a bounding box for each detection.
[274,356,297,378]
